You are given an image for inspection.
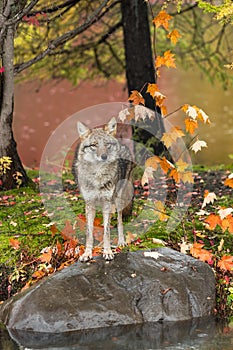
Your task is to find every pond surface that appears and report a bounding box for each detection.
[14,69,232,168]
[1,317,233,350]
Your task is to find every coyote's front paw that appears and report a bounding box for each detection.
[79,249,92,262]
[103,248,114,261]
[117,238,126,247]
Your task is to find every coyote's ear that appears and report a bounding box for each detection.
[105,117,117,136]
[77,121,91,139]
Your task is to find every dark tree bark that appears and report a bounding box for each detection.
[0,1,29,190]
[121,0,165,152]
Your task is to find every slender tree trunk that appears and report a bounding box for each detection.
[0,10,28,190]
[121,0,165,150]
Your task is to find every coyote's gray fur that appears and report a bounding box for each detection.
[73,117,134,261]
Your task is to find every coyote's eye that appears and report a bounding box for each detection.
[107,143,116,149]
[89,144,97,151]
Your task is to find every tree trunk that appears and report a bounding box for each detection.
[121,0,165,151]
[0,21,28,190]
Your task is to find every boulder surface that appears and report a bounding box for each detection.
[0,249,215,333]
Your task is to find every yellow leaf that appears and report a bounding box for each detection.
[154,201,169,221]
[180,171,194,184]
[161,133,174,148]
[146,83,159,98]
[155,50,176,68]
[185,118,198,134]
[161,127,184,148]
[176,159,189,172]
[145,156,160,169]
[152,10,172,30]
[167,29,182,44]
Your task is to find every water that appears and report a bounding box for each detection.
[1,317,233,350]
[14,70,233,168]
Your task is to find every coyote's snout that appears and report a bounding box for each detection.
[73,117,134,261]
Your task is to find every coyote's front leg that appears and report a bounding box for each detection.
[79,203,95,262]
[103,203,114,260]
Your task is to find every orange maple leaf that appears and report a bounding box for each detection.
[146,83,159,98]
[217,255,233,271]
[224,175,233,188]
[185,118,198,134]
[9,238,20,250]
[169,168,180,182]
[153,10,172,30]
[128,90,145,105]
[205,213,222,230]
[221,214,233,233]
[159,156,174,174]
[155,50,176,68]
[167,29,182,44]
[39,249,53,263]
[190,242,213,262]
[145,156,161,169]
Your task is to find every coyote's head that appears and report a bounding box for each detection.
[77,117,120,163]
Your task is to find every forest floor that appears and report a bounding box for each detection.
[0,166,233,320]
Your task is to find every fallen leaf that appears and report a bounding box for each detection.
[9,238,20,250]
[190,242,213,262]
[144,251,163,259]
[126,231,137,244]
[224,173,233,188]
[221,215,233,233]
[218,238,224,252]
[202,191,217,208]
[217,255,233,271]
[39,249,53,263]
[205,213,222,230]
[218,208,233,220]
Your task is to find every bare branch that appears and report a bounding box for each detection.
[14,0,110,75]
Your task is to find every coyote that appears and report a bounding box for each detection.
[73,117,134,261]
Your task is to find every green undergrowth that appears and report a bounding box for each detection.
[0,167,233,320]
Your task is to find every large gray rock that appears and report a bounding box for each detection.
[0,249,215,333]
